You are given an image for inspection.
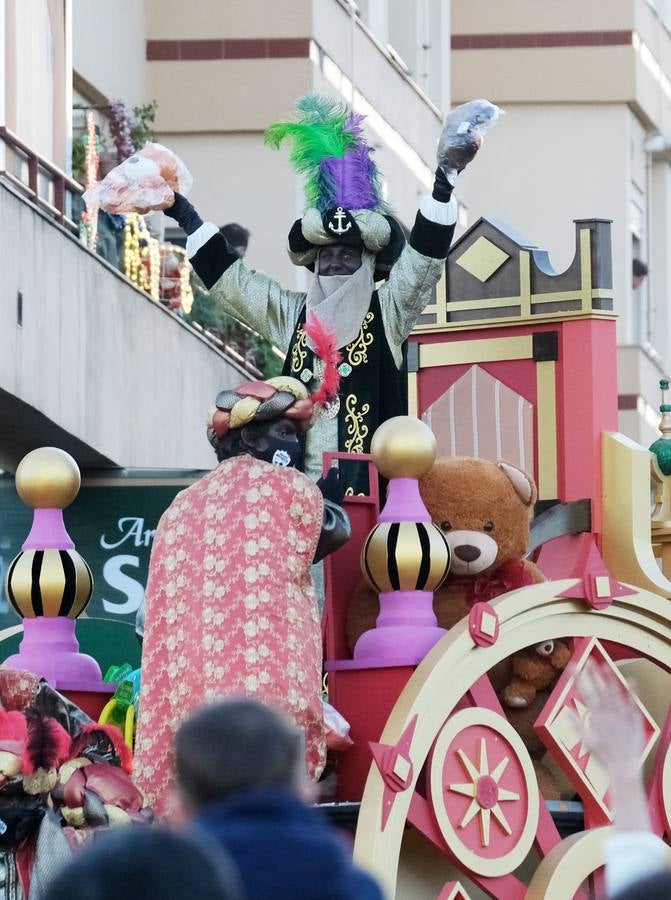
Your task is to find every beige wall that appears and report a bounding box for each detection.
[452,0,634,33]
[147,58,313,133]
[145,0,311,40]
[452,45,636,106]
[142,0,449,285]
[161,132,300,286]
[72,0,146,106]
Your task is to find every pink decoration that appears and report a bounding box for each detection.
[353,459,447,665]
[354,590,446,665]
[469,602,500,647]
[3,618,104,689]
[22,508,74,551]
[378,478,431,524]
[369,715,417,831]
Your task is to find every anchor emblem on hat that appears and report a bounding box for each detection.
[327,206,353,236]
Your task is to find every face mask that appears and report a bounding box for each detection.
[256,437,303,470]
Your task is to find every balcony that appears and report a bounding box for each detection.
[0,132,250,472]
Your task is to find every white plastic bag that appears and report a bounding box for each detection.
[84,142,192,215]
[323,700,353,752]
[437,99,504,180]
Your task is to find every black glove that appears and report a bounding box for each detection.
[432,167,454,203]
[163,192,203,235]
[316,467,344,506]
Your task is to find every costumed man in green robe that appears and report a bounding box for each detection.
[165,95,481,493]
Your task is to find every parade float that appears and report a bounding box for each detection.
[2,110,671,898]
[315,212,671,898]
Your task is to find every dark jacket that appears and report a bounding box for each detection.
[193,788,384,900]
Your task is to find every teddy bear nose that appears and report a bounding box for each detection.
[454,544,481,563]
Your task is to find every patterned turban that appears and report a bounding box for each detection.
[207,377,314,444]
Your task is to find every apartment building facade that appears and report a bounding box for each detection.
[451,0,671,446]
[72,0,452,285]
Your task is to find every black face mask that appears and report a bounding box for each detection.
[255,437,303,470]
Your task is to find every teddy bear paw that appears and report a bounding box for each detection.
[503,682,537,708]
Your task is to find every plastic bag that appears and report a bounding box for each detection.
[437,99,504,180]
[323,700,353,752]
[84,142,193,215]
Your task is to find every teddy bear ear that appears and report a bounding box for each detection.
[497,460,537,507]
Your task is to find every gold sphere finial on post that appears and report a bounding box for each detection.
[370,416,437,480]
[15,447,81,510]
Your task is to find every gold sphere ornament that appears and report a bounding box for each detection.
[6,548,93,618]
[15,448,81,510]
[361,521,450,594]
[371,416,437,480]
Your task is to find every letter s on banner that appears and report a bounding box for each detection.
[101,555,144,615]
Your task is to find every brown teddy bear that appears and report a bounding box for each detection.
[346,456,544,648]
[346,456,572,799]
[497,639,572,708]
[488,639,573,801]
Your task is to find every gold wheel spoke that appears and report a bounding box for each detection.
[449,782,476,798]
[456,748,480,782]
[479,738,489,776]
[459,798,481,828]
[491,802,513,835]
[480,806,491,846]
[491,755,509,782]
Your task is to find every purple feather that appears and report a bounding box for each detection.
[322,145,380,211]
[344,114,366,139]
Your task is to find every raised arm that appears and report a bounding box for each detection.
[378,171,457,349]
[165,195,306,353]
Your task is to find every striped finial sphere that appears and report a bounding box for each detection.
[361,520,450,594]
[5,548,93,619]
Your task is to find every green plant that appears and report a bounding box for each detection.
[130,101,158,149]
[71,135,86,183]
[187,285,283,378]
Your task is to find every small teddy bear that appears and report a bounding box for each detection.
[500,639,572,708]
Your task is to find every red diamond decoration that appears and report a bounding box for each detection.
[370,715,417,831]
[469,602,500,647]
[556,541,636,609]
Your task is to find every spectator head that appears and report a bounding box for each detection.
[614,871,671,899]
[42,826,241,900]
[633,258,649,290]
[175,699,303,814]
[220,223,250,258]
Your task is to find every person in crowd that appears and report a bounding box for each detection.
[632,257,649,291]
[41,826,242,900]
[175,698,383,900]
[220,223,250,259]
[134,334,350,816]
[576,661,670,897]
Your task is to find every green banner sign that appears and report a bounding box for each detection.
[0,469,207,630]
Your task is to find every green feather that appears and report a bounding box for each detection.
[265,93,356,207]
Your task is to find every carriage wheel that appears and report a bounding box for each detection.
[354,580,671,898]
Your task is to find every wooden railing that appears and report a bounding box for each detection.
[0,126,83,234]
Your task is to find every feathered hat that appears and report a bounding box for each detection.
[208,313,341,442]
[265,94,405,279]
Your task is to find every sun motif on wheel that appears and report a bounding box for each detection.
[429,707,539,877]
[448,735,521,847]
